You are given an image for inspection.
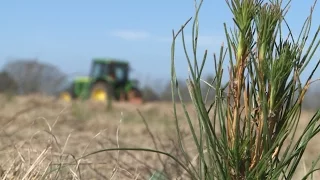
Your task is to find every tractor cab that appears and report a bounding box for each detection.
[89,59,129,86]
[88,59,142,103]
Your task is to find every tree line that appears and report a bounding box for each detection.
[0,59,215,100]
[0,59,67,95]
[0,59,319,110]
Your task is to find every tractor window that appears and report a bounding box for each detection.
[90,63,107,78]
[91,66,100,78]
[114,66,126,82]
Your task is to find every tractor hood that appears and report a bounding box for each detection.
[74,76,91,83]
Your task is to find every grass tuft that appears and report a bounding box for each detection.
[78,0,320,179]
[167,0,320,179]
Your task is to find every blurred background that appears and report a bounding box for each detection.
[0,0,319,108]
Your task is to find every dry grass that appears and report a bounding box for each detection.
[0,93,319,179]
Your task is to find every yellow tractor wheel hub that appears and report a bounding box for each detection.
[60,92,71,102]
[91,89,107,102]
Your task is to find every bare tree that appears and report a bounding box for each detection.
[303,83,320,111]
[142,85,161,102]
[0,71,18,93]
[160,79,192,102]
[3,59,67,95]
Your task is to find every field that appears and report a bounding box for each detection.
[0,94,319,180]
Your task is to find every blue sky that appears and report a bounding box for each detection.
[0,0,319,87]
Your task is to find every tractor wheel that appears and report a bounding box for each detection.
[90,82,113,103]
[58,83,75,102]
[59,91,72,102]
[119,90,127,102]
[127,88,143,104]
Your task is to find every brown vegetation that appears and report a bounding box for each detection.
[0,94,318,179]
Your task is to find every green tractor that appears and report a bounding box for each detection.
[59,58,143,104]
